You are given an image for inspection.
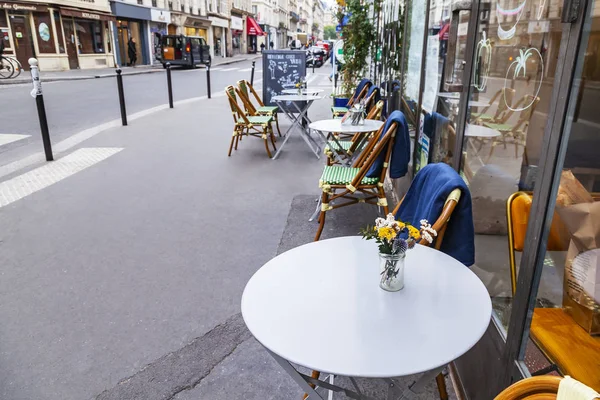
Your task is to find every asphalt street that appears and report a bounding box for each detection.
[0,59,269,163]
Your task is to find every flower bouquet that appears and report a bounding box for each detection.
[361,214,437,291]
[295,77,307,95]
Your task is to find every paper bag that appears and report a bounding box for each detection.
[557,201,600,335]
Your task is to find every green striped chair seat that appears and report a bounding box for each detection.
[239,116,273,125]
[472,113,494,121]
[320,166,379,186]
[332,106,349,115]
[325,140,353,151]
[256,106,278,114]
[484,122,512,132]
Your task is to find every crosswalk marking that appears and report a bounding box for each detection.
[0,134,30,147]
[220,67,238,71]
[240,68,252,72]
[0,147,123,208]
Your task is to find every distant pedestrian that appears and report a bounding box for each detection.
[260,42,266,53]
[269,41,274,49]
[128,37,137,67]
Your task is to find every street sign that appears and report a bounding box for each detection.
[336,25,342,32]
[333,40,344,64]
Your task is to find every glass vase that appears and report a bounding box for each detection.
[379,252,406,292]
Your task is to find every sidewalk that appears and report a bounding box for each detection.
[0,53,261,85]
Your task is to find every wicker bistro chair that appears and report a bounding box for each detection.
[391,186,462,400]
[484,94,540,160]
[225,86,276,158]
[494,376,599,400]
[324,100,385,165]
[314,120,399,241]
[332,79,373,118]
[472,87,516,124]
[236,80,281,136]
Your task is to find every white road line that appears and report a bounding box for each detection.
[220,67,238,72]
[209,67,223,71]
[0,134,30,146]
[256,69,262,73]
[239,68,252,72]
[0,147,123,208]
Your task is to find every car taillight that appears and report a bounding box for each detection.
[186,43,191,52]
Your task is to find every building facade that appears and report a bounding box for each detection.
[230,0,251,54]
[0,0,115,71]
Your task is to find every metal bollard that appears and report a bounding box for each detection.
[206,64,211,99]
[312,51,315,74]
[166,62,173,109]
[116,68,127,126]
[250,61,255,86]
[29,58,53,161]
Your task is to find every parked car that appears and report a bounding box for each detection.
[306,46,326,67]
[316,41,331,58]
[160,35,211,68]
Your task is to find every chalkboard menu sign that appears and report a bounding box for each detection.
[262,50,306,112]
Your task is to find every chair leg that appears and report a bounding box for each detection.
[435,373,449,400]
[302,370,321,400]
[314,192,329,241]
[378,187,389,215]
[274,113,282,137]
[263,127,273,158]
[269,124,277,150]
[228,132,237,156]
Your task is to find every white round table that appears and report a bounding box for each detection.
[309,118,384,134]
[465,124,501,138]
[272,94,324,101]
[282,88,324,95]
[242,236,491,379]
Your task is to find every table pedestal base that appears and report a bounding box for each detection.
[266,348,446,400]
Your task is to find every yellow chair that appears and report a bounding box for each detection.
[472,87,516,124]
[506,192,600,392]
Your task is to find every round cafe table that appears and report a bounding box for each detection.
[241,236,491,399]
[282,88,324,95]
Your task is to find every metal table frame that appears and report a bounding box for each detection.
[272,95,324,160]
[266,347,446,400]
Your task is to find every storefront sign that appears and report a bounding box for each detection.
[150,9,170,24]
[61,8,115,21]
[231,15,243,30]
[209,16,229,28]
[1,2,48,12]
[527,20,550,33]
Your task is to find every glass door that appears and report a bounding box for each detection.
[509,0,600,390]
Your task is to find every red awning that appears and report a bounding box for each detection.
[247,17,265,36]
[438,23,449,40]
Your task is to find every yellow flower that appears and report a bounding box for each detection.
[378,226,396,241]
[408,225,421,240]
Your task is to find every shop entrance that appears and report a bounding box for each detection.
[9,14,34,70]
[117,20,143,66]
[62,18,79,69]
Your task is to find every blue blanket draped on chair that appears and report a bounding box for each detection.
[395,163,475,266]
[353,78,372,101]
[366,110,411,179]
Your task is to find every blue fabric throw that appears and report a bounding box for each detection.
[353,78,372,102]
[366,110,411,179]
[366,86,381,107]
[395,163,475,266]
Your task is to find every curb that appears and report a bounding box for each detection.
[0,55,261,86]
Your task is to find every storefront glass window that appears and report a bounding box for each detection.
[75,19,104,54]
[457,0,565,337]
[0,10,8,27]
[515,1,600,386]
[33,11,56,54]
[53,11,65,54]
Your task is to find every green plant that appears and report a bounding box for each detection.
[341,0,379,96]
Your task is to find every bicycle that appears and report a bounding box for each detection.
[0,55,23,79]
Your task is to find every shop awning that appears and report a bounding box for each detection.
[61,8,116,22]
[247,17,265,36]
